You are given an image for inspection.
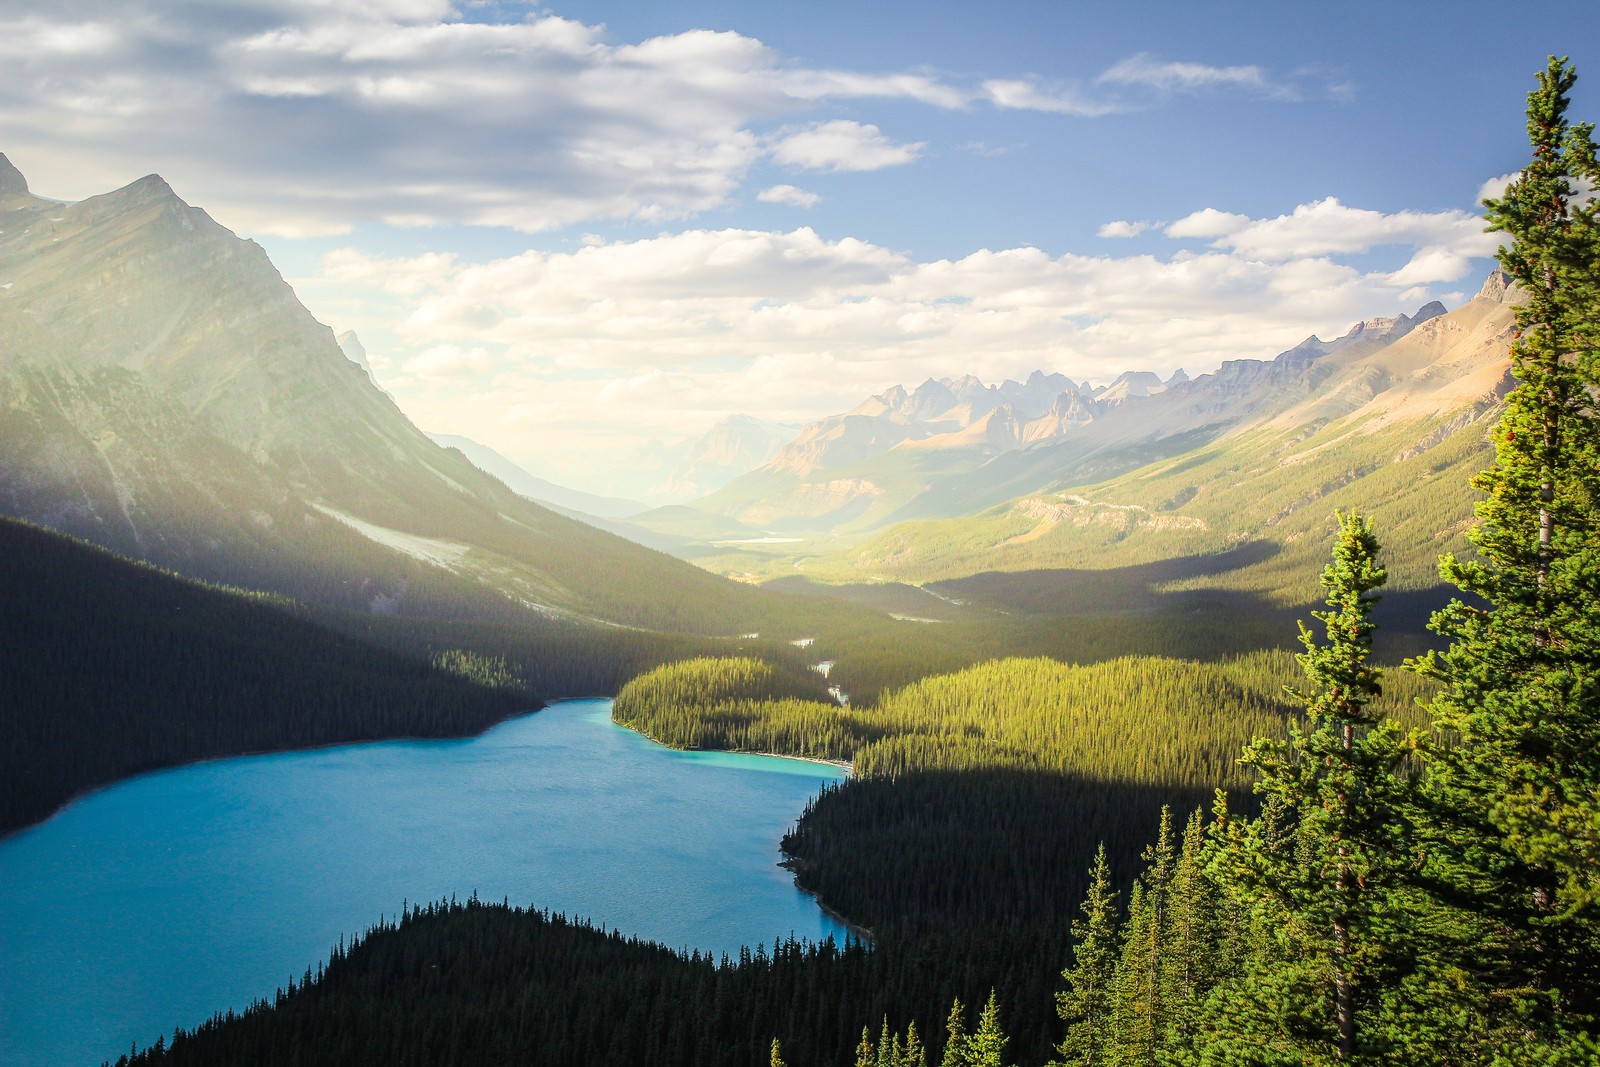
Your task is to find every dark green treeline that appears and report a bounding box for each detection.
[0,518,527,835]
[113,898,1031,1067]
[614,652,1432,936]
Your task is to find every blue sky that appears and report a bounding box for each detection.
[2,0,1593,490]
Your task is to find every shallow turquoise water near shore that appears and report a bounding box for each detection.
[0,698,847,1067]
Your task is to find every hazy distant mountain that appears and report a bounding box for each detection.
[336,330,375,378]
[830,275,1514,593]
[0,153,780,632]
[662,414,799,498]
[428,433,645,518]
[696,297,1459,533]
[579,414,800,503]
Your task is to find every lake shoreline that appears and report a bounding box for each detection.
[0,701,561,843]
[610,717,854,775]
[777,853,875,946]
[3,695,852,1067]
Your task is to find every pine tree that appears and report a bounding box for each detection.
[905,1021,928,1067]
[1209,512,1411,1062]
[1055,844,1122,1066]
[965,990,1010,1067]
[857,1027,878,1067]
[1162,808,1219,1052]
[941,1000,968,1067]
[1413,54,1600,1047]
[1109,807,1175,1065]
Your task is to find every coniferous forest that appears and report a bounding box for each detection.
[7,55,1599,1067]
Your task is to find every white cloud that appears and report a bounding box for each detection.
[1165,198,1500,270]
[1477,171,1519,202]
[982,78,1121,117]
[311,197,1504,477]
[402,343,494,381]
[1387,249,1475,287]
[0,4,1337,236]
[1093,54,1352,105]
[1098,219,1154,239]
[1099,53,1270,94]
[758,184,821,208]
[321,247,459,294]
[767,120,923,172]
[1164,207,1250,240]
[0,4,958,235]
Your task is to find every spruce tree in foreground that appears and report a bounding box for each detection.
[1110,807,1175,1064]
[1203,512,1411,1064]
[941,1000,969,1067]
[965,991,1010,1067]
[1054,844,1121,1066]
[1162,808,1219,1052]
[1412,54,1600,1053]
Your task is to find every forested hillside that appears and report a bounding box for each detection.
[615,652,1433,937]
[0,518,523,834]
[111,899,1044,1067]
[0,518,820,836]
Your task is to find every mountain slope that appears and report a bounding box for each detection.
[822,274,1515,600]
[429,433,646,518]
[0,155,796,633]
[0,517,524,835]
[662,414,799,499]
[696,305,1446,534]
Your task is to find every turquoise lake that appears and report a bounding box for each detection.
[0,699,849,1067]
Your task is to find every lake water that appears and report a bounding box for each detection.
[0,699,848,1067]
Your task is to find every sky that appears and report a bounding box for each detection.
[2,0,1595,492]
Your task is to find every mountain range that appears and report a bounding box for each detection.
[0,147,1513,629]
[681,277,1514,606]
[0,154,787,633]
[694,299,1464,534]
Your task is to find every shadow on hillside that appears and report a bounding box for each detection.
[928,540,1282,615]
[925,542,1457,663]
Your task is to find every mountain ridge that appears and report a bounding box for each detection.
[694,295,1459,533]
[0,157,800,633]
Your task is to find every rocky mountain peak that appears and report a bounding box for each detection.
[1099,370,1169,406]
[1476,269,1516,304]
[118,173,178,203]
[337,331,375,376]
[0,154,28,196]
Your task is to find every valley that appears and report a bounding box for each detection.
[1,25,1597,1067]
